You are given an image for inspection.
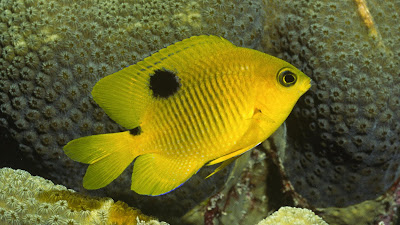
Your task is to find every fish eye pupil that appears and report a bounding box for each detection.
[284,73,295,83]
[278,69,297,87]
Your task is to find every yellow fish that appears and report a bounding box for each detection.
[64,35,311,196]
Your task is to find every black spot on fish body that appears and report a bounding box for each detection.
[150,69,181,98]
[129,126,142,136]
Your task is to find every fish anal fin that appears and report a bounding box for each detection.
[131,154,204,196]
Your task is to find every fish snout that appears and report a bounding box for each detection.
[300,77,312,93]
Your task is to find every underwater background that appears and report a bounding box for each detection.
[0,0,400,224]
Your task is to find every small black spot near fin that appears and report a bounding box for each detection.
[149,69,181,98]
[129,126,142,136]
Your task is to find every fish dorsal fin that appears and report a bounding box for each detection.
[91,63,152,129]
[141,35,236,82]
[92,35,235,129]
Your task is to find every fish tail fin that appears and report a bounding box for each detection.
[131,154,204,196]
[63,131,140,190]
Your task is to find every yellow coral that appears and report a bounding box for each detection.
[0,167,168,225]
[257,207,329,225]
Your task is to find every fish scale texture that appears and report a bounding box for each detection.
[263,0,400,207]
[0,0,265,220]
[149,73,252,158]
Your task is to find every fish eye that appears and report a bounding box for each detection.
[278,69,297,87]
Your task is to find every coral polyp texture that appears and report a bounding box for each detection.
[0,0,265,220]
[263,0,400,207]
[256,207,329,225]
[317,194,387,225]
[0,167,167,225]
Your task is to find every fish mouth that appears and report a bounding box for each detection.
[300,77,312,93]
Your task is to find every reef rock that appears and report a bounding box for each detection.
[263,0,400,207]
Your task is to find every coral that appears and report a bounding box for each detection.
[263,0,400,208]
[317,196,386,225]
[0,167,167,225]
[0,0,265,220]
[256,206,329,225]
[315,177,400,224]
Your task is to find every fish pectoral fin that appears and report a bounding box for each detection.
[63,131,138,190]
[207,117,267,167]
[251,107,276,124]
[206,112,272,174]
[131,154,204,196]
[248,105,281,143]
[205,156,240,179]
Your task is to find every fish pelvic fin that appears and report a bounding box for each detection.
[131,154,204,196]
[205,156,240,179]
[63,131,140,190]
